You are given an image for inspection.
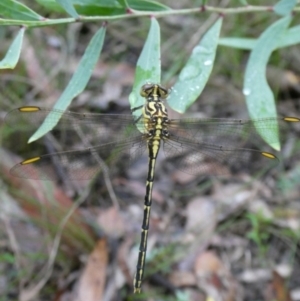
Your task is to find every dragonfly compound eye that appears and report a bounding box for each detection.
[140,83,154,97]
[158,86,169,99]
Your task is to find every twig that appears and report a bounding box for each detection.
[74,125,120,210]
[1,5,299,27]
[19,189,89,301]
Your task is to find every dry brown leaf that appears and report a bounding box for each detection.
[75,239,108,301]
[195,251,243,301]
[96,206,126,238]
[0,149,94,252]
[98,64,135,107]
[177,198,217,272]
[171,163,230,185]
[195,251,223,276]
[169,270,196,287]
[185,197,217,234]
[264,270,292,301]
[212,184,254,222]
[239,268,271,283]
[212,184,254,207]
[267,67,300,92]
[172,169,198,184]
[189,290,207,301]
[116,237,134,289]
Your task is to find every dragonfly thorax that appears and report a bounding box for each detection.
[141,84,169,139]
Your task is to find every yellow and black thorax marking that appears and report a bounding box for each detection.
[140,83,169,145]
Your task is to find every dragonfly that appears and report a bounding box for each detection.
[5,83,300,293]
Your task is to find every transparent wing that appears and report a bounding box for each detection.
[162,116,298,176]
[11,138,147,180]
[163,134,278,176]
[5,106,147,142]
[6,107,299,179]
[5,107,143,128]
[5,107,148,180]
[167,117,294,149]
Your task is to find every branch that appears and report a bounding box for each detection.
[0,5,299,28]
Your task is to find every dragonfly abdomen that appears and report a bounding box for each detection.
[133,83,169,293]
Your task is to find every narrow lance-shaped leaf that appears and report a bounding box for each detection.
[35,0,125,15]
[29,25,106,143]
[129,17,161,122]
[219,25,300,50]
[128,0,171,11]
[117,0,128,8]
[243,16,292,151]
[34,0,72,13]
[273,0,297,16]
[168,17,223,113]
[218,37,257,50]
[0,0,43,20]
[56,0,79,18]
[0,27,25,69]
[35,0,169,15]
[277,25,300,48]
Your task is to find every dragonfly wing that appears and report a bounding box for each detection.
[163,133,279,177]
[167,117,293,150]
[5,107,147,142]
[6,107,148,180]
[11,137,147,181]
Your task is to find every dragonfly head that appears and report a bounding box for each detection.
[140,83,169,100]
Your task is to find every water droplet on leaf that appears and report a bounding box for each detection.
[179,65,201,81]
[243,88,251,96]
[204,60,212,66]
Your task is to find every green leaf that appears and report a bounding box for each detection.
[0,252,15,264]
[168,17,222,113]
[34,0,69,13]
[273,0,297,16]
[35,0,169,16]
[128,0,170,11]
[129,17,161,121]
[0,0,43,20]
[0,27,25,69]
[219,25,300,50]
[56,0,79,18]
[243,16,292,151]
[218,37,257,49]
[117,0,128,7]
[276,25,300,47]
[29,26,106,143]
[35,0,125,15]
[72,0,125,16]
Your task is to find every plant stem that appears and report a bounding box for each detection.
[1,5,299,28]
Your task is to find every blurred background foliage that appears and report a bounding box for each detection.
[0,0,300,300]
